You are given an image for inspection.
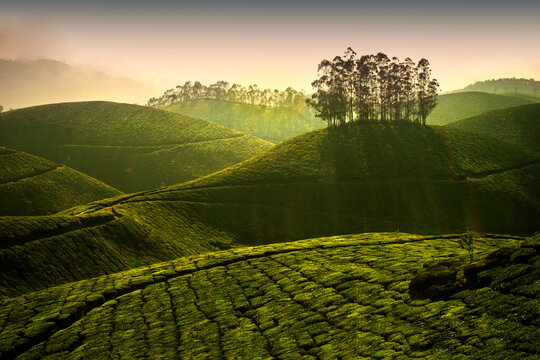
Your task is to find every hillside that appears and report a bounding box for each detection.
[0,147,122,216]
[458,77,540,97]
[0,101,273,192]
[165,99,325,143]
[0,58,155,110]
[1,233,537,359]
[498,92,540,103]
[448,103,540,153]
[426,91,534,125]
[1,124,538,298]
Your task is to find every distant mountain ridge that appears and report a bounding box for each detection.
[456,77,540,97]
[0,58,155,109]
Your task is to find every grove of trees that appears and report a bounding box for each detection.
[148,81,308,111]
[307,48,439,126]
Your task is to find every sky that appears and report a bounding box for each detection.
[1,0,540,95]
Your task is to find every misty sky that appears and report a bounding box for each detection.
[1,0,540,93]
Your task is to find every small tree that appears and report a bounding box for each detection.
[0,105,3,113]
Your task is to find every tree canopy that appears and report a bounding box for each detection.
[307,48,439,126]
[148,81,308,111]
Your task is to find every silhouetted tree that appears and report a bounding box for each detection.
[416,59,439,125]
[307,48,439,126]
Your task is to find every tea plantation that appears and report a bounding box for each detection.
[448,103,540,153]
[1,123,539,298]
[0,101,273,192]
[0,233,537,359]
[0,147,122,215]
[166,99,325,143]
[426,92,534,125]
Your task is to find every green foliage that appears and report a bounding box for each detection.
[307,50,439,125]
[459,229,476,262]
[149,80,309,110]
[0,233,535,359]
[0,101,273,192]
[426,92,534,125]
[166,99,325,143]
[448,103,540,153]
[0,146,122,215]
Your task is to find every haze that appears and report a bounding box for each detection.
[1,0,539,109]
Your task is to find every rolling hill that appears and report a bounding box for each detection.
[0,233,537,359]
[0,146,122,216]
[457,77,540,97]
[448,103,540,153]
[426,91,534,125]
[1,123,538,298]
[0,101,273,192]
[165,99,326,143]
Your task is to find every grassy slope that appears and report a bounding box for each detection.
[151,124,539,244]
[1,124,538,298]
[165,99,326,143]
[448,103,540,153]
[427,91,534,125]
[0,101,273,192]
[0,147,122,216]
[0,233,536,359]
[498,92,540,103]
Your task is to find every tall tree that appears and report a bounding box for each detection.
[416,59,438,125]
[307,48,439,126]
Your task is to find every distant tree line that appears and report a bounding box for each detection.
[460,78,540,96]
[307,48,439,126]
[148,81,308,111]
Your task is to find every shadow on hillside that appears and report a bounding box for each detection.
[317,122,445,181]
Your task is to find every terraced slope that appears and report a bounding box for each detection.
[0,204,236,298]
[0,233,537,359]
[0,147,121,216]
[0,101,273,192]
[426,92,534,125]
[448,103,540,153]
[1,124,539,298]
[160,124,540,240]
[166,99,325,143]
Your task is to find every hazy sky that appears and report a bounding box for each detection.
[1,0,540,93]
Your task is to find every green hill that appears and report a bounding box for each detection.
[1,124,538,298]
[498,92,540,103]
[165,99,326,143]
[426,92,534,125]
[0,101,273,192]
[1,233,537,359]
[458,77,540,97]
[0,147,122,216]
[448,103,540,153]
[162,124,540,242]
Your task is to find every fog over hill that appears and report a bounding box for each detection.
[0,58,156,109]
